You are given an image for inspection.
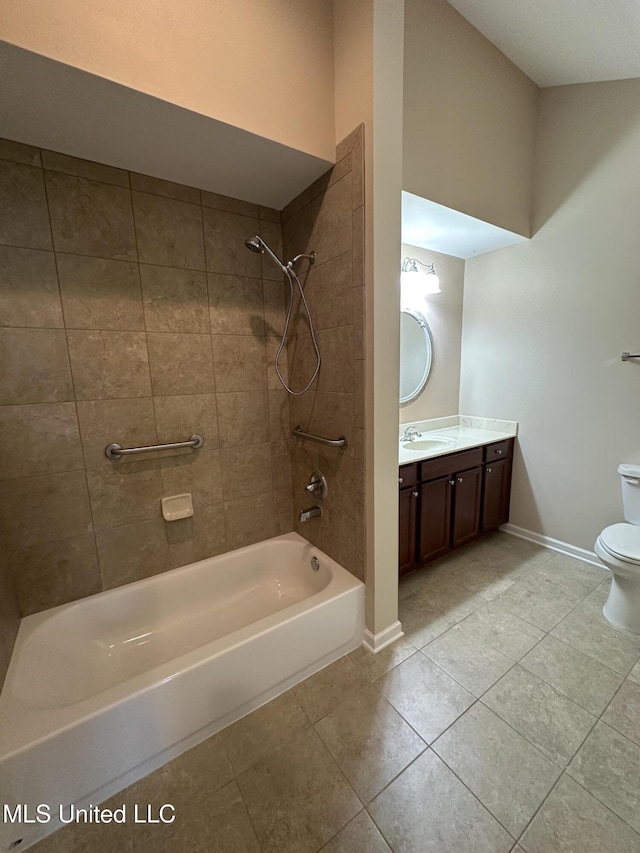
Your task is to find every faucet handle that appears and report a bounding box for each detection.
[305,471,328,500]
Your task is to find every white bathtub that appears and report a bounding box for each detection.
[0,532,364,851]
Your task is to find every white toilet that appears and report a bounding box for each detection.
[595,463,640,634]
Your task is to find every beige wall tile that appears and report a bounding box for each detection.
[269,389,291,442]
[351,129,364,210]
[225,491,275,550]
[140,264,209,333]
[0,246,62,328]
[221,443,272,501]
[67,329,151,399]
[0,528,20,686]
[316,326,354,393]
[11,535,100,615]
[287,333,318,393]
[258,220,284,282]
[45,171,136,259]
[166,502,227,568]
[0,159,52,250]
[208,274,265,335]
[96,519,169,589]
[263,279,287,337]
[212,334,267,393]
[271,440,293,492]
[308,392,354,457]
[0,327,73,404]
[217,390,269,447]
[86,459,163,530]
[308,174,352,263]
[352,206,364,287]
[147,332,214,395]
[160,450,223,508]
[57,254,144,331]
[0,470,93,549]
[201,190,259,218]
[266,336,290,391]
[153,393,218,452]
[302,253,353,332]
[274,487,294,535]
[132,191,205,270]
[41,150,129,187]
[259,206,281,223]
[0,138,41,167]
[203,207,261,277]
[0,402,83,480]
[77,397,157,468]
[130,172,200,204]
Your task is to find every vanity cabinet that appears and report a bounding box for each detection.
[399,438,514,572]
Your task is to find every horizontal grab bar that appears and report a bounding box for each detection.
[622,352,640,361]
[292,425,347,448]
[105,434,204,460]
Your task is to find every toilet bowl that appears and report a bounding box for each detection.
[594,464,640,634]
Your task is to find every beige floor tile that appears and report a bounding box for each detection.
[399,593,464,648]
[347,637,418,683]
[369,749,513,853]
[132,780,259,853]
[551,590,640,676]
[520,774,640,853]
[319,810,391,852]
[521,635,623,715]
[529,553,605,596]
[483,666,597,767]
[493,574,584,632]
[433,703,560,837]
[219,690,311,775]
[602,680,640,746]
[449,558,520,600]
[378,652,475,742]
[628,660,640,684]
[31,794,132,853]
[294,656,369,723]
[315,684,426,803]
[423,624,514,696]
[461,600,545,660]
[568,721,640,832]
[416,574,487,617]
[237,727,361,853]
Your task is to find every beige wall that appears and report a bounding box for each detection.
[400,244,464,423]
[460,78,640,551]
[0,0,336,162]
[0,138,295,615]
[403,0,538,237]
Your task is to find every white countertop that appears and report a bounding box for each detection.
[399,415,518,465]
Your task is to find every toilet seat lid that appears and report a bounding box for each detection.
[599,523,640,563]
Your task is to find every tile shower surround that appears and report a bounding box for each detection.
[0,128,365,622]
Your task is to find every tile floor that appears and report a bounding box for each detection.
[33,532,640,852]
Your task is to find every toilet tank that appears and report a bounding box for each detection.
[618,463,640,524]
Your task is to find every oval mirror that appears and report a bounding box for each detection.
[399,309,433,404]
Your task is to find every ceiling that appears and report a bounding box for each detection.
[401,193,527,260]
[447,0,640,87]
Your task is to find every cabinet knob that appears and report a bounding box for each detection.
[412,491,419,498]
[399,477,403,484]
[449,479,455,486]
[495,449,503,455]
[487,467,492,473]
[457,477,463,483]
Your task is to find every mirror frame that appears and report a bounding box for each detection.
[399,308,433,405]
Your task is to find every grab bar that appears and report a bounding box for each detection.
[622,352,640,361]
[292,425,347,448]
[105,434,204,460]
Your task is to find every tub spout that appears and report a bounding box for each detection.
[299,505,322,523]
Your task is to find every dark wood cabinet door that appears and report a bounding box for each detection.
[399,488,418,576]
[419,476,453,563]
[482,459,511,531]
[452,466,482,548]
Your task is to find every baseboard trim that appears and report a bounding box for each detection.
[500,523,602,568]
[363,621,404,654]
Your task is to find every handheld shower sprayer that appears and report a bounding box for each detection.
[244,235,321,396]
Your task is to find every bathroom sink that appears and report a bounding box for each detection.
[401,437,456,452]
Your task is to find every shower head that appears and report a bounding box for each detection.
[244,236,263,254]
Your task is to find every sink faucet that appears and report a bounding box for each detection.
[299,505,322,523]
[401,426,422,442]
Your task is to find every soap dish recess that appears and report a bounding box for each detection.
[162,493,194,521]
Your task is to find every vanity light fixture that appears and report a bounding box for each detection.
[400,258,440,311]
